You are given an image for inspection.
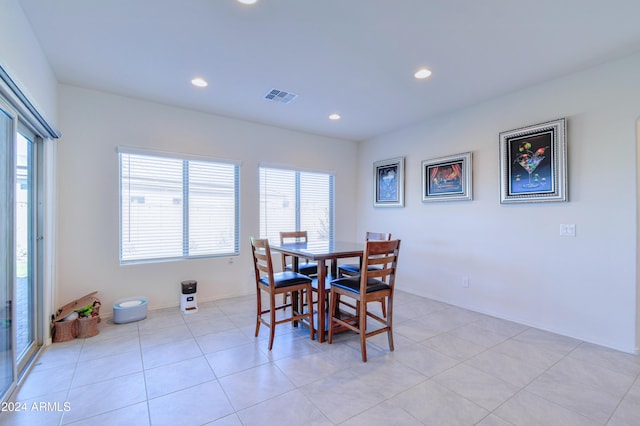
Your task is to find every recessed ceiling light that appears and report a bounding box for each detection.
[191,77,208,88]
[329,113,341,120]
[237,0,258,5]
[414,68,432,79]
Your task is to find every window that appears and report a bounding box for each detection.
[119,149,239,263]
[259,166,334,244]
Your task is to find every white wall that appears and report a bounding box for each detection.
[57,85,359,314]
[0,0,58,124]
[358,53,640,353]
[0,0,60,342]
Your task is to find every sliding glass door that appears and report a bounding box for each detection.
[0,103,42,400]
[16,129,38,372]
[0,105,15,400]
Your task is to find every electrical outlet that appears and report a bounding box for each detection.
[461,276,469,288]
[560,224,576,237]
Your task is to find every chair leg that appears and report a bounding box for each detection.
[255,288,262,337]
[268,294,276,351]
[299,290,305,317]
[359,298,368,362]
[328,290,337,344]
[387,295,394,352]
[380,299,387,318]
[307,286,315,341]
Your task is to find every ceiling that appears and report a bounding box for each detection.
[18,0,640,141]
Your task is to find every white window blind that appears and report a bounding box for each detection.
[119,150,239,263]
[259,166,334,244]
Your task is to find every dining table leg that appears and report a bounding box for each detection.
[316,259,326,343]
[292,256,299,327]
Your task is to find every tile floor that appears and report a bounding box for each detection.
[4,290,640,425]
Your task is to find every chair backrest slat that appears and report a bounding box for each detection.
[280,231,308,243]
[367,254,395,266]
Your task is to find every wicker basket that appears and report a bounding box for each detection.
[77,316,100,338]
[52,292,101,342]
[52,319,78,343]
[92,300,102,323]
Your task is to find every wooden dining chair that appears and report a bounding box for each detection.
[279,231,318,305]
[337,231,392,317]
[280,231,318,276]
[328,239,400,362]
[250,237,314,350]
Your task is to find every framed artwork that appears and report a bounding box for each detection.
[373,157,404,207]
[500,118,567,203]
[421,152,472,202]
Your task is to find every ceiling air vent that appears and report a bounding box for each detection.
[264,88,298,104]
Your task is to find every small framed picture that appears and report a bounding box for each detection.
[421,152,472,202]
[373,157,404,207]
[500,118,567,203]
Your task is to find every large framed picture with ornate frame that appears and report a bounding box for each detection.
[500,118,567,204]
[373,157,404,207]
[421,152,472,202]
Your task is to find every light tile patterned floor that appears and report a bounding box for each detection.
[3,290,640,425]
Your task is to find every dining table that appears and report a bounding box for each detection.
[269,240,364,343]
